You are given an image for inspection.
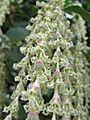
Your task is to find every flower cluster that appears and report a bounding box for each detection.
[0,0,10,26]
[4,0,89,120]
[0,30,10,119]
[0,0,11,118]
[0,0,24,119]
[71,14,90,120]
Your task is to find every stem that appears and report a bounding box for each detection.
[56,46,60,71]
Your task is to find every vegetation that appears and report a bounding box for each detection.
[0,0,90,120]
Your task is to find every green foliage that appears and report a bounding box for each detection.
[64,5,90,22]
[6,27,29,44]
[81,0,90,11]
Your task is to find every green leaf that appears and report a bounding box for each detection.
[14,21,28,27]
[64,5,90,21]
[9,47,23,63]
[6,27,29,44]
[64,0,70,7]
[81,0,90,7]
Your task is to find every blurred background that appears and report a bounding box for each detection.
[0,0,90,120]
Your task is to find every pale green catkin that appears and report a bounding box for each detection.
[4,0,89,120]
[71,14,90,120]
[0,30,9,120]
[0,0,10,119]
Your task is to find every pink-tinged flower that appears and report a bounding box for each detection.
[51,89,61,105]
[53,69,60,77]
[30,79,41,93]
[27,111,39,120]
[35,60,43,65]
[57,47,61,56]
[29,79,42,98]
[35,60,44,69]
[28,111,37,118]
[56,32,62,38]
[32,79,40,91]
[54,46,61,56]
[52,93,60,104]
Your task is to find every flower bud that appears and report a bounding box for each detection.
[36,1,41,7]
[55,38,61,46]
[56,46,61,56]
[32,79,40,91]
[38,40,47,47]
[26,24,31,30]
[13,63,19,70]
[51,113,56,120]
[52,93,60,105]
[53,69,60,78]
[30,18,35,23]
[56,32,62,38]
[34,60,44,70]
[46,10,52,17]
[27,111,39,120]
[54,47,61,56]
[51,88,61,105]
[20,46,26,54]
[41,1,46,7]
[29,79,42,98]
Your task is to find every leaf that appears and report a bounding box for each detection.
[81,0,90,7]
[64,5,90,21]
[14,21,28,27]
[64,0,70,7]
[9,46,23,63]
[6,27,29,44]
